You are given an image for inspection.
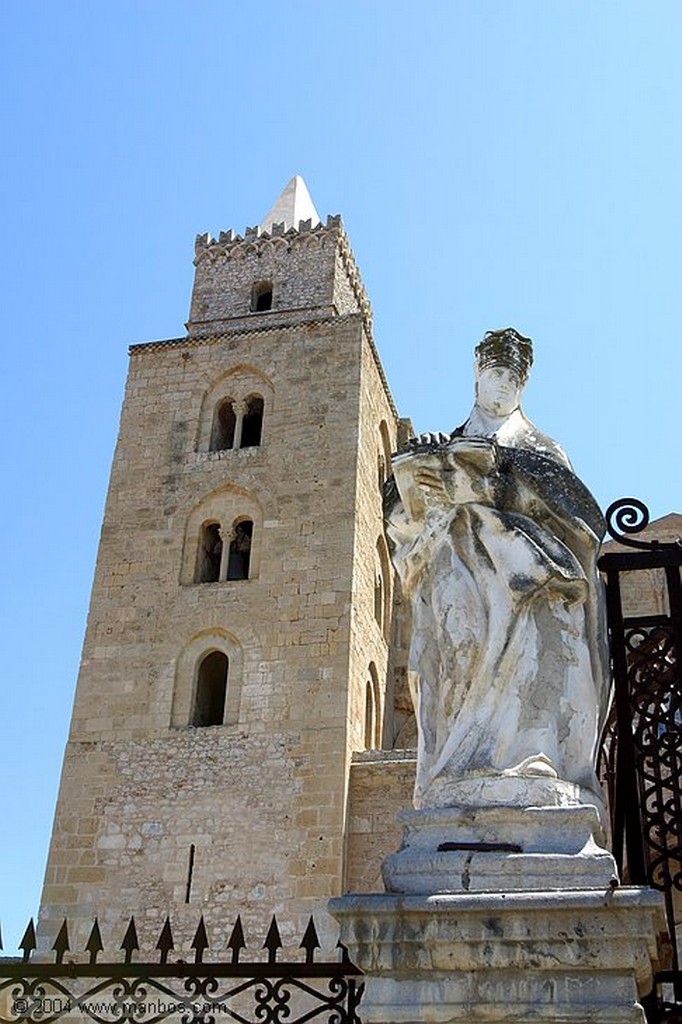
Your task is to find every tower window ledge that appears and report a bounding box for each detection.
[352,749,417,764]
[182,578,256,589]
[195,447,263,464]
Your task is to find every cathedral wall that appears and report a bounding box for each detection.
[345,752,416,893]
[345,329,398,757]
[40,313,377,952]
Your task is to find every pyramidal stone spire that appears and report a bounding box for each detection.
[259,175,321,233]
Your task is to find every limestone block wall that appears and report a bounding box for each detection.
[345,328,399,757]
[39,301,398,954]
[601,512,682,617]
[188,218,371,338]
[345,752,417,893]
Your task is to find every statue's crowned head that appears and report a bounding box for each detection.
[475,328,533,386]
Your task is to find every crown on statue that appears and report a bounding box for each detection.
[475,327,533,384]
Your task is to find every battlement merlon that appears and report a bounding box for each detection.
[193,212,344,254]
[187,213,372,339]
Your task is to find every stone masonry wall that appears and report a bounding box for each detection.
[40,297,397,955]
[188,219,371,338]
[345,327,398,760]
[345,752,417,893]
[601,512,682,617]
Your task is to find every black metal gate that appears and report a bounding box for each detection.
[598,498,682,1022]
[0,914,363,1024]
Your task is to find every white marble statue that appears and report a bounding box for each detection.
[387,329,610,810]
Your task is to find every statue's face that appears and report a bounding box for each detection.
[476,365,523,417]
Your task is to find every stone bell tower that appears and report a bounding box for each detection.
[38,177,400,949]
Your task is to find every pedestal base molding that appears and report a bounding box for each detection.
[329,889,667,1024]
[382,802,617,894]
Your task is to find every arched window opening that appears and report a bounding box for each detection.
[226,519,253,580]
[378,453,386,490]
[379,420,392,470]
[364,662,381,749]
[192,651,228,727]
[364,679,376,750]
[377,536,392,640]
[240,395,264,448]
[196,522,223,583]
[374,573,383,628]
[251,281,273,312]
[210,399,236,452]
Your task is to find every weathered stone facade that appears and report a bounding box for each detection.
[38,191,401,954]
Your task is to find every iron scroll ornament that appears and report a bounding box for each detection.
[605,498,682,551]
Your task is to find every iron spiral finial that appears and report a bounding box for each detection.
[605,498,650,544]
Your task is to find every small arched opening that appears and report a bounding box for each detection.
[226,519,253,580]
[196,522,223,583]
[364,663,381,749]
[210,399,237,452]
[251,280,273,312]
[240,395,264,448]
[192,651,229,727]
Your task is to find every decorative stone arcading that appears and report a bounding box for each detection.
[193,214,342,261]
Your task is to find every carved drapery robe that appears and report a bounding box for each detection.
[387,410,610,810]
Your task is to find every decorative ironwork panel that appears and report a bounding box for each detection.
[0,915,363,1024]
[598,498,682,1024]
[0,972,363,1024]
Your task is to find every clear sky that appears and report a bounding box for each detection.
[0,1,680,953]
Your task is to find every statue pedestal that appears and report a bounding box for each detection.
[382,799,617,894]
[331,784,668,1023]
[329,889,667,1024]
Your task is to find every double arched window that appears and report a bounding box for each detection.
[197,368,273,455]
[195,517,253,584]
[181,484,262,587]
[209,393,264,452]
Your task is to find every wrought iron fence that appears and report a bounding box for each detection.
[0,914,363,1024]
[598,498,682,1023]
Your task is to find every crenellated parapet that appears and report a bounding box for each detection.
[188,214,372,339]
[193,213,342,256]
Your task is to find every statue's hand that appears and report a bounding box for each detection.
[445,435,497,471]
[446,435,494,451]
[413,466,449,496]
[407,431,450,450]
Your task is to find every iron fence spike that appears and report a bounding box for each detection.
[300,917,321,964]
[19,919,37,963]
[120,916,140,963]
[336,939,351,964]
[227,915,246,964]
[191,916,209,964]
[156,917,174,964]
[263,915,282,963]
[52,919,70,964]
[85,919,103,964]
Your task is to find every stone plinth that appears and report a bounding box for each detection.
[382,799,617,894]
[329,888,668,1024]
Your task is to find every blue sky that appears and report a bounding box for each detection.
[0,1,680,952]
